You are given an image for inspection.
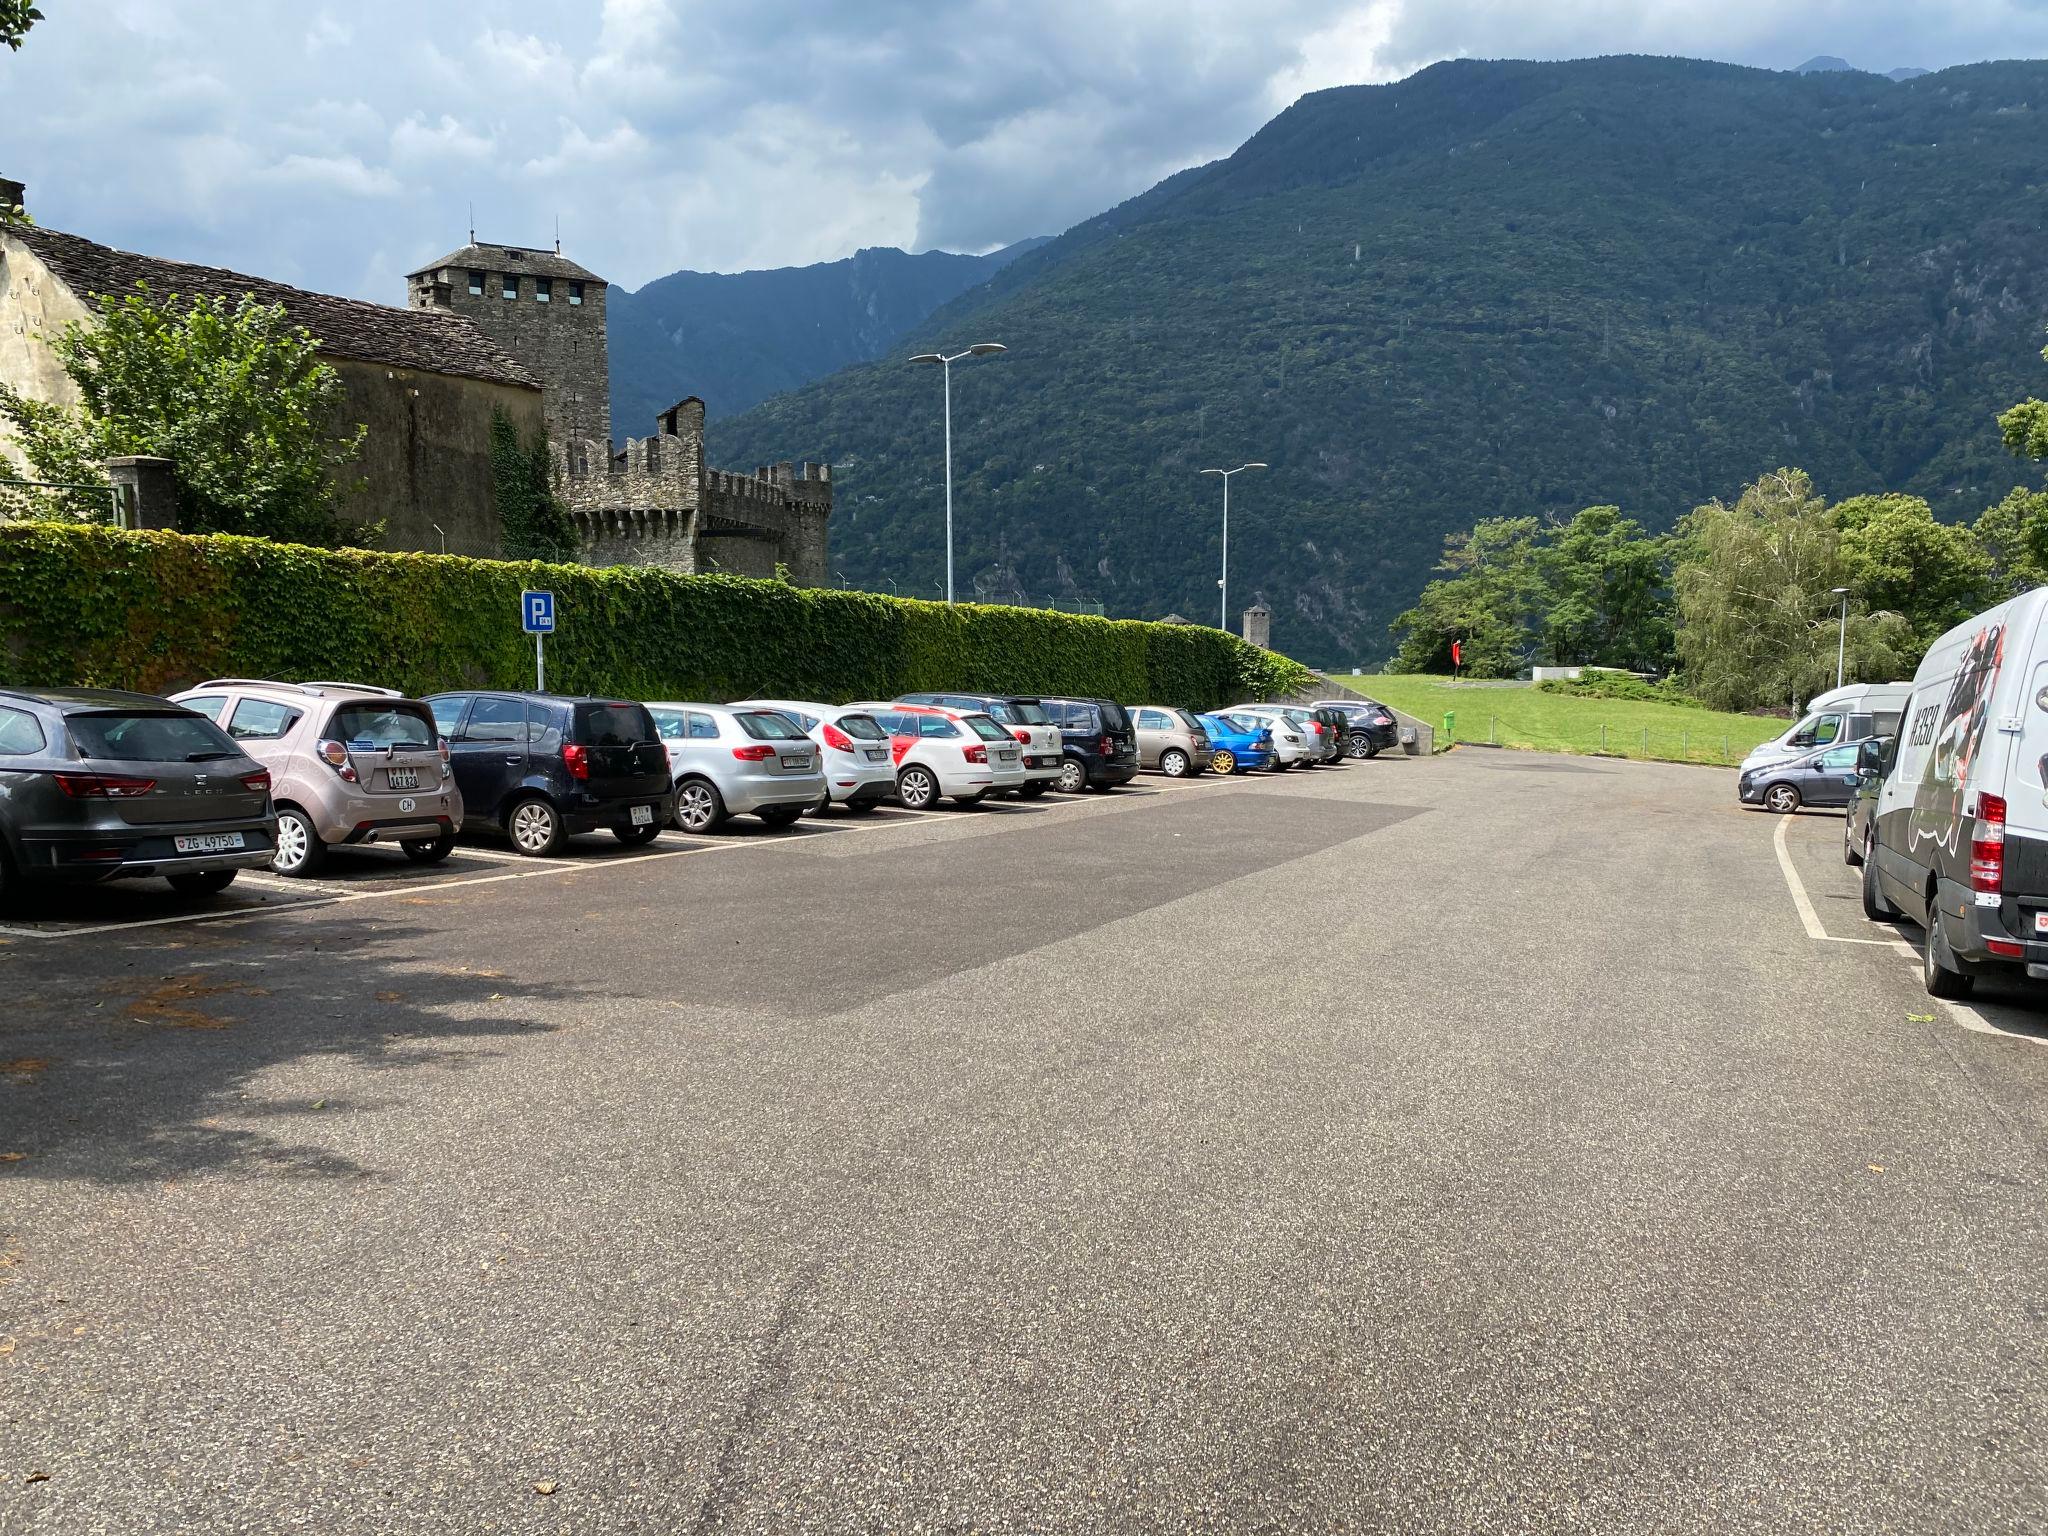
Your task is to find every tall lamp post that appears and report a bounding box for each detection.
[1831,586,1851,689]
[1199,462,1267,630]
[908,343,1007,604]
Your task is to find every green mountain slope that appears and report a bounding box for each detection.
[607,238,1049,430]
[711,55,2048,660]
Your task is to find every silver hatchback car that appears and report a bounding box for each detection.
[646,702,829,833]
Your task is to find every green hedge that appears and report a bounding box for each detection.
[0,523,1313,710]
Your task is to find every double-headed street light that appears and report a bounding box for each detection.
[909,343,1007,605]
[1199,462,1267,630]
[1831,586,1851,689]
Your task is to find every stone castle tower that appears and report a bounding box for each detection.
[404,238,829,582]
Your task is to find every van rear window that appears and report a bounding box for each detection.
[1007,700,1051,726]
[1097,701,1131,731]
[574,702,654,746]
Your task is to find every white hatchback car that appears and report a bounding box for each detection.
[850,702,1028,809]
[644,702,828,832]
[1223,706,1316,768]
[734,698,896,811]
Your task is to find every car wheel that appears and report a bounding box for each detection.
[1763,783,1801,814]
[1055,759,1087,795]
[614,821,663,845]
[506,795,565,857]
[1159,748,1191,778]
[1019,781,1051,799]
[166,869,238,897]
[758,804,803,828]
[271,806,327,877]
[1844,818,1864,867]
[1212,749,1237,775]
[673,778,725,834]
[896,764,940,810]
[1923,909,1975,999]
[401,832,457,864]
[1861,836,1896,922]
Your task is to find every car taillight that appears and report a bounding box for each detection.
[240,769,271,793]
[563,742,590,780]
[1012,728,1031,744]
[732,744,776,761]
[317,738,358,784]
[822,723,854,753]
[438,737,451,776]
[1971,792,2007,894]
[964,744,988,764]
[53,772,156,798]
[1098,735,1115,755]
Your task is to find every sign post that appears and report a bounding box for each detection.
[521,589,556,692]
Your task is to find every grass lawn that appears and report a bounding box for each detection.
[1331,675,1785,767]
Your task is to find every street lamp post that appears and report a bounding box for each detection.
[909,343,1007,604]
[1831,586,1851,689]
[1199,462,1268,630]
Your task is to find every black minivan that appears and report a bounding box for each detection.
[1038,696,1140,793]
[422,692,673,857]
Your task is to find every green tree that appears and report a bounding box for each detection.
[1673,469,1913,711]
[1831,493,1991,644]
[1973,486,2048,596]
[0,283,366,544]
[489,408,579,562]
[1537,505,1673,671]
[0,1,39,51]
[1388,516,1544,675]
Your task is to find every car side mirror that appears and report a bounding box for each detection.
[1788,731,1814,747]
[1857,740,1883,774]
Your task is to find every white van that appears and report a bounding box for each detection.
[1863,587,2048,996]
[1739,681,1914,772]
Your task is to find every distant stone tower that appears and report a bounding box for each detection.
[406,240,609,448]
[1241,601,1272,650]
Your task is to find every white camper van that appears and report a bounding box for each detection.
[1739,681,1914,773]
[1863,587,2048,997]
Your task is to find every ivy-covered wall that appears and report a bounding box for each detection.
[0,523,1313,709]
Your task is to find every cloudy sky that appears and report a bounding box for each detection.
[4,1,2045,300]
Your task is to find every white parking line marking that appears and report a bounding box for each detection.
[1771,815,1913,949]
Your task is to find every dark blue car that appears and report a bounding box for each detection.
[1197,713,1277,774]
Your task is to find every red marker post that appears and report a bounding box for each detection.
[1451,638,1462,678]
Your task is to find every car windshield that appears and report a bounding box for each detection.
[736,710,807,741]
[964,714,1011,742]
[574,703,654,745]
[328,703,435,748]
[1097,701,1131,731]
[67,710,241,763]
[1010,700,1051,726]
[835,713,887,740]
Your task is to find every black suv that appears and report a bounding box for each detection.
[1037,696,1140,792]
[1313,696,1400,759]
[422,692,673,857]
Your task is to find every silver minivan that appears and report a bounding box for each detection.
[645,702,828,833]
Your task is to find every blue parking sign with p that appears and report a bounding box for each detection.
[522,589,555,634]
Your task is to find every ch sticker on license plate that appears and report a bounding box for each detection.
[388,768,420,791]
[174,832,244,854]
[2034,911,2048,935]
[630,804,654,826]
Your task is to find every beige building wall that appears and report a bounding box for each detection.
[0,235,90,469]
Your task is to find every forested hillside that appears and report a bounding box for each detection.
[607,239,1048,430]
[711,55,2048,660]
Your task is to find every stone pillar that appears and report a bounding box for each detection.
[1241,601,1272,650]
[105,456,178,531]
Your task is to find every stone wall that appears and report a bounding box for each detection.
[0,236,91,469]
[410,261,609,447]
[332,360,544,557]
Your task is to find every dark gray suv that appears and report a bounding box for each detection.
[0,687,277,903]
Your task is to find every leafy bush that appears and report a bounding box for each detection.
[0,522,1311,709]
[1534,672,1705,708]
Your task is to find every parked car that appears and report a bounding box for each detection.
[1738,681,1912,774]
[172,679,459,876]
[644,703,829,832]
[1196,713,1277,774]
[1129,706,1212,778]
[0,687,276,902]
[1737,740,1864,813]
[1843,735,1894,869]
[1037,696,1140,793]
[734,699,895,811]
[422,692,672,856]
[1313,696,1400,758]
[896,693,1064,796]
[1863,586,2048,997]
[1225,706,1316,769]
[851,702,1028,808]
[1307,705,1348,763]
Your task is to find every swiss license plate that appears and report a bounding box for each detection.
[630,804,654,826]
[388,768,420,791]
[998,749,1017,762]
[780,754,808,769]
[174,832,244,854]
[863,748,886,762]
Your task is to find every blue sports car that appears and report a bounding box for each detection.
[1197,713,1278,774]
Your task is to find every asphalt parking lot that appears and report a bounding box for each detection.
[3,754,2046,1533]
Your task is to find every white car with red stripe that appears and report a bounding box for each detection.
[847,701,1029,809]
[734,699,896,811]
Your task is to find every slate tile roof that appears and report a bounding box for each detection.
[10,224,539,391]
[409,242,604,284]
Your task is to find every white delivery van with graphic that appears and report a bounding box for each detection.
[1864,587,2048,996]
[1739,681,1914,773]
